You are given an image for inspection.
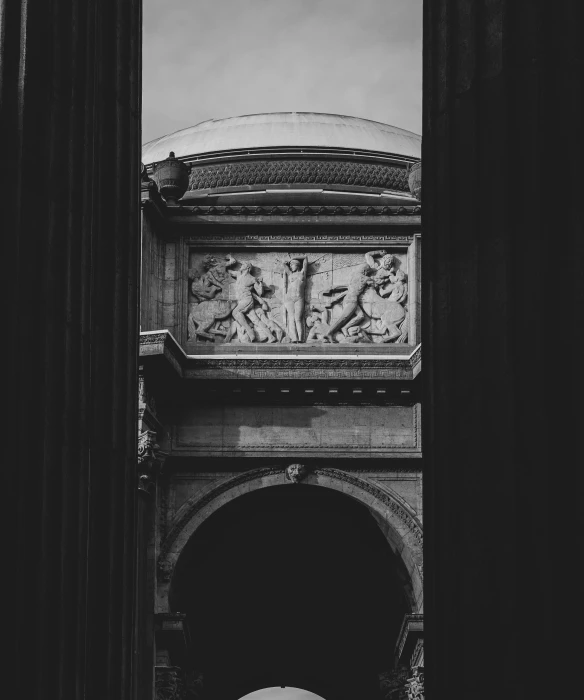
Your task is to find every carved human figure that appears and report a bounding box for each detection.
[255,306,285,342]
[305,305,331,342]
[189,254,226,302]
[187,254,234,341]
[280,256,308,342]
[321,262,376,343]
[286,463,309,483]
[225,254,266,342]
[365,249,408,304]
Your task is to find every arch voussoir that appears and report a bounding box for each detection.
[156,466,423,613]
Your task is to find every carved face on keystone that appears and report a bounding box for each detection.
[286,463,309,483]
[289,259,301,272]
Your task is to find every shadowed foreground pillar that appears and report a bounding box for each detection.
[2,1,142,698]
[423,1,583,698]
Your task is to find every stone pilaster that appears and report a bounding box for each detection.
[423,0,583,697]
[3,1,142,698]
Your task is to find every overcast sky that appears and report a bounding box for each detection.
[142,0,422,145]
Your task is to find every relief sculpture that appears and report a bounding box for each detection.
[187,250,409,344]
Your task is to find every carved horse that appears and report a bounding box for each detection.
[187,299,234,341]
[359,287,408,343]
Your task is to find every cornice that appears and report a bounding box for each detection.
[139,330,422,381]
[395,613,424,662]
[146,144,418,169]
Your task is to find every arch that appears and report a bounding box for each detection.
[239,686,328,700]
[156,466,423,613]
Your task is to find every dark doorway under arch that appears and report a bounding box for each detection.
[171,484,411,700]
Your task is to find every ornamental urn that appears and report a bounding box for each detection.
[151,151,190,205]
[408,161,421,202]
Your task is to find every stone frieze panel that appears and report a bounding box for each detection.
[187,249,410,345]
[171,403,421,458]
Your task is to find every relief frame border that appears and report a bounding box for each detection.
[176,232,421,349]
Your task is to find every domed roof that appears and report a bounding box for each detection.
[142,112,421,164]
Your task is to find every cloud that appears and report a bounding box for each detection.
[143,0,422,143]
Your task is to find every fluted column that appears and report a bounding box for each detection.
[423,1,583,699]
[2,1,142,698]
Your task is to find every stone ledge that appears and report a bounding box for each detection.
[140,330,422,380]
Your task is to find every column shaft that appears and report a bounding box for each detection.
[423,1,583,697]
[2,1,142,697]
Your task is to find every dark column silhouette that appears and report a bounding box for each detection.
[423,1,583,698]
[2,1,142,698]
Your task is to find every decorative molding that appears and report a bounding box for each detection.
[159,467,282,571]
[183,204,421,217]
[395,613,424,661]
[186,234,415,246]
[141,331,173,347]
[187,159,411,192]
[313,467,422,547]
[157,466,423,580]
[140,330,422,381]
[183,356,419,380]
[185,358,417,366]
[410,638,424,668]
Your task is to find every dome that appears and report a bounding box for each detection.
[142,112,421,164]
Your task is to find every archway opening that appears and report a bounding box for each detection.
[170,484,411,700]
[239,688,326,700]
